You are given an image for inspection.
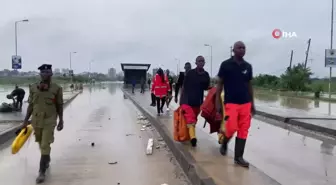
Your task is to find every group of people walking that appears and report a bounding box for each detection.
[151,41,255,168]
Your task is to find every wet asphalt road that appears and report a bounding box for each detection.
[0,84,190,185]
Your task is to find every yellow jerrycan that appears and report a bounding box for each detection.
[11,125,33,154]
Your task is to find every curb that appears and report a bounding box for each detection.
[256,110,336,137]
[0,92,80,146]
[122,89,217,185]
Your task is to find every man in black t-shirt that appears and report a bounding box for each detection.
[165,69,174,110]
[215,41,255,168]
[174,62,191,103]
[180,56,210,147]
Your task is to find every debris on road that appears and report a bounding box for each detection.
[91,142,95,147]
[140,128,145,131]
[108,161,118,165]
[126,134,134,136]
[146,138,154,155]
[137,114,148,120]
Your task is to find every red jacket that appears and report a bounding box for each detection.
[152,74,170,98]
[200,87,221,133]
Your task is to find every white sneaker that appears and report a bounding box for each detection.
[166,108,170,111]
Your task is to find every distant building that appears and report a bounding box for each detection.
[108,68,116,79]
[61,68,69,74]
[54,68,61,76]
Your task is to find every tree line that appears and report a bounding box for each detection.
[252,63,327,93]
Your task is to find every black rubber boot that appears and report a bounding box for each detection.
[190,138,197,147]
[45,155,50,169]
[220,136,231,156]
[36,155,48,184]
[234,137,249,168]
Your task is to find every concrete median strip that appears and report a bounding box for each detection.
[0,91,81,145]
[255,110,336,137]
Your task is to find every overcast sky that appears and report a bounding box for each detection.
[0,0,332,77]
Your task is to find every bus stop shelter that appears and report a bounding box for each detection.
[120,63,151,85]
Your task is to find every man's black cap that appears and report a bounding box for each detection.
[38,64,52,71]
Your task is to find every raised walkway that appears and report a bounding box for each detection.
[124,88,336,185]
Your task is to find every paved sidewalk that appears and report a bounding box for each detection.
[124,89,336,185]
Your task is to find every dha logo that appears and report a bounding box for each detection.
[272,29,297,39]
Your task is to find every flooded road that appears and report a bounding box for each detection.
[255,92,336,117]
[0,83,190,185]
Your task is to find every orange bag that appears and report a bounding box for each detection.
[173,107,190,142]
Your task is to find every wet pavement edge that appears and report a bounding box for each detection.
[0,91,82,146]
[122,88,217,185]
[256,110,336,137]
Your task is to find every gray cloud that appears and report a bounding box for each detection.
[0,0,332,77]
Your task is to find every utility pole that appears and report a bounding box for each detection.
[289,50,293,69]
[304,38,311,69]
[230,46,233,57]
[328,0,334,115]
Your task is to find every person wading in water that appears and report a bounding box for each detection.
[216,41,256,168]
[180,56,210,147]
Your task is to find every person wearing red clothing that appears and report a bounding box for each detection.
[150,76,156,107]
[152,68,170,115]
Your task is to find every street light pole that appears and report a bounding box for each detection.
[328,0,334,115]
[175,58,180,74]
[69,51,77,84]
[89,60,94,81]
[14,19,29,56]
[204,44,213,77]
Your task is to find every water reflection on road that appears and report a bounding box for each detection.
[255,92,336,116]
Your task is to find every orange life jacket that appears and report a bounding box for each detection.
[173,106,190,142]
[152,74,169,98]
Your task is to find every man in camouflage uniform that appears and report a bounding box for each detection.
[19,64,64,183]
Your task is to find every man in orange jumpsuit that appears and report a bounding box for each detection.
[215,41,256,168]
